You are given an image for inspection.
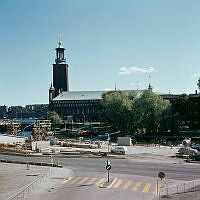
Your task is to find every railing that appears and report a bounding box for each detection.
[156,178,200,200]
[6,172,49,200]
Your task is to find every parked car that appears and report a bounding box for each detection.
[111,146,128,154]
[178,147,198,155]
[189,152,200,161]
[191,144,200,151]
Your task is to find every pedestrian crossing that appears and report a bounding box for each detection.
[61,176,159,195]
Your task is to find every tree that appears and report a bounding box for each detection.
[47,111,62,124]
[100,91,132,132]
[132,90,171,134]
[172,94,189,117]
[100,90,171,134]
[127,90,137,101]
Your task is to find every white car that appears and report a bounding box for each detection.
[178,147,198,155]
[111,146,128,154]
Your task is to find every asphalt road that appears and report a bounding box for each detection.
[2,154,200,200]
[0,154,200,181]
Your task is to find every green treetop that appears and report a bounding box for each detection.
[47,111,62,124]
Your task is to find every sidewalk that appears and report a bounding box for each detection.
[0,163,49,200]
[159,185,200,200]
[0,162,72,200]
[23,167,73,200]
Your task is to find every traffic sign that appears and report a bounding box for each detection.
[158,172,165,180]
[106,164,111,170]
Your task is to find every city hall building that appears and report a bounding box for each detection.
[50,90,104,122]
[49,41,200,128]
[48,41,104,122]
[48,41,143,122]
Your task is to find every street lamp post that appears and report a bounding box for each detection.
[22,123,35,170]
[25,144,29,170]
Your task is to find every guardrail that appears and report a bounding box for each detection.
[6,173,49,200]
[156,178,200,200]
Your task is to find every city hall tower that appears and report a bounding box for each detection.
[52,40,69,97]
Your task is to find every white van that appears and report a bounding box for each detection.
[111,146,128,154]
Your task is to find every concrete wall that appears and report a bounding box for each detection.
[32,141,50,151]
[117,137,132,146]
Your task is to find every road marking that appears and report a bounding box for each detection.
[78,177,89,184]
[69,177,81,184]
[132,182,142,191]
[112,179,123,189]
[123,181,133,189]
[62,176,155,194]
[87,177,97,185]
[96,178,106,186]
[61,177,73,184]
[142,183,151,193]
[153,184,160,195]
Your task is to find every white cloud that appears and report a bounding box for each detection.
[179,89,195,94]
[153,88,160,92]
[168,88,195,94]
[190,73,200,78]
[119,66,155,75]
[104,88,113,91]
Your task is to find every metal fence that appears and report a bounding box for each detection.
[6,173,49,200]
[156,178,200,200]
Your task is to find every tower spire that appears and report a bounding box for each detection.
[49,82,55,102]
[58,40,62,48]
[58,33,63,47]
[148,75,152,91]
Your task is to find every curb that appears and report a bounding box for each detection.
[99,178,117,188]
[0,159,63,168]
[185,159,200,163]
[0,151,126,159]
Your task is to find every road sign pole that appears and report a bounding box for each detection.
[106,161,111,183]
[157,179,159,200]
[108,168,110,182]
[107,133,110,182]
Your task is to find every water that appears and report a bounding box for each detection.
[55,134,107,141]
[0,131,32,137]
[19,131,32,137]
[5,119,38,123]
[0,131,104,142]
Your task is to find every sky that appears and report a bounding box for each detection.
[1,0,200,106]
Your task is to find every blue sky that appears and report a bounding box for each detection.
[1,0,200,106]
